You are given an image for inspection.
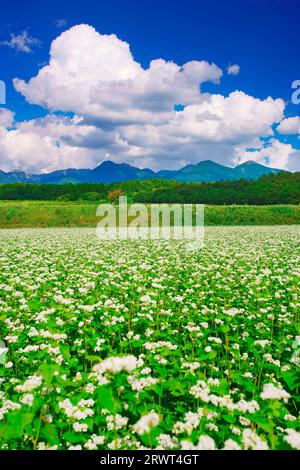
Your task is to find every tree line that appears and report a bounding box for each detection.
[0,171,299,205]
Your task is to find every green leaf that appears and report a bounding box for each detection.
[251,416,274,433]
[85,355,102,362]
[39,363,57,388]
[282,371,300,391]
[63,432,85,444]
[96,385,115,412]
[60,344,70,359]
[0,411,34,439]
[40,422,60,446]
[223,413,236,424]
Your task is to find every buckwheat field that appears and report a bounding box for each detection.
[0,226,299,450]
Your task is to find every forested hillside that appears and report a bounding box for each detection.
[0,171,299,205]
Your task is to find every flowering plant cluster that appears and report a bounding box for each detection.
[0,226,299,450]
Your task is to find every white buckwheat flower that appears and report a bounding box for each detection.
[14,374,42,393]
[93,355,138,375]
[284,428,300,450]
[132,411,159,435]
[260,383,290,402]
[21,394,34,406]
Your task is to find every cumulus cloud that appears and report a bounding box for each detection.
[277,116,300,134]
[14,25,222,126]
[0,109,14,128]
[234,139,300,170]
[227,64,240,75]
[0,93,286,173]
[0,114,104,173]
[165,92,284,142]
[115,91,285,169]
[0,30,40,53]
[0,23,297,172]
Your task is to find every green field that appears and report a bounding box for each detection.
[0,201,299,228]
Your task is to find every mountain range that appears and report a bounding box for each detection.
[0,160,284,185]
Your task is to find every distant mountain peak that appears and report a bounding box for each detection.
[0,159,285,185]
[98,160,119,166]
[237,160,263,167]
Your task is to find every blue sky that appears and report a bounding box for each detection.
[0,0,299,172]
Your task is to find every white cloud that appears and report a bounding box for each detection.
[227,64,240,75]
[166,92,284,142]
[0,30,40,53]
[284,150,300,171]
[0,23,297,173]
[116,91,285,169]
[0,109,14,128]
[14,24,222,125]
[234,139,299,170]
[0,115,103,173]
[0,91,286,173]
[277,116,300,134]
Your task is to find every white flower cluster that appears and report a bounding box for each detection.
[173,409,203,435]
[254,339,270,348]
[14,374,42,393]
[223,439,241,450]
[132,411,160,435]
[36,442,58,450]
[84,434,105,450]
[181,435,216,450]
[107,435,141,450]
[73,422,88,432]
[222,308,244,317]
[143,341,177,352]
[284,428,300,450]
[93,355,138,376]
[156,433,178,450]
[140,294,156,304]
[20,393,34,406]
[181,361,200,373]
[34,308,55,323]
[0,399,21,420]
[190,380,260,413]
[242,429,269,450]
[127,374,158,392]
[106,414,128,431]
[58,398,94,420]
[260,383,290,402]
